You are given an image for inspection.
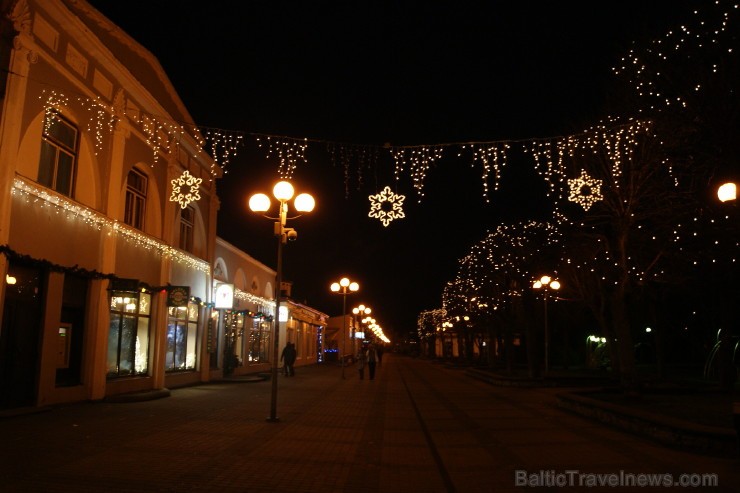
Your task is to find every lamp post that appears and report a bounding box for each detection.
[352,305,371,355]
[715,181,740,444]
[533,275,560,377]
[249,180,315,422]
[330,277,359,378]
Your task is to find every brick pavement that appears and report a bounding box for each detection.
[0,354,738,493]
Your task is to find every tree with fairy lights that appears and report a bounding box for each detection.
[443,221,563,375]
[548,0,740,388]
[608,0,740,386]
[417,309,446,359]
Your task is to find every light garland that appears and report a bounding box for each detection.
[368,185,406,227]
[460,143,510,202]
[255,135,308,180]
[233,287,275,310]
[12,177,210,273]
[203,129,243,171]
[169,170,202,209]
[391,146,444,201]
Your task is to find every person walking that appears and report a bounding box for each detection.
[367,344,378,380]
[357,346,367,380]
[280,342,296,376]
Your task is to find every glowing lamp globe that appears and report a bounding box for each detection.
[248,193,270,212]
[550,280,561,290]
[273,181,295,201]
[349,282,359,292]
[330,282,340,292]
[294,193,315,212]
[717,182,737,203]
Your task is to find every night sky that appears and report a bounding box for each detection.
[87,1,695,339]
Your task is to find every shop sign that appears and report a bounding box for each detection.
[214,283,235,309]
[167,286,190,307]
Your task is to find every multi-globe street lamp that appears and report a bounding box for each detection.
[249,180,315,422]
[330,277,359,379]
[352,305,371,355]
[533,275,560,377]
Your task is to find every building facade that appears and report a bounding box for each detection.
[212,238,328,377]
[0,0,331,411]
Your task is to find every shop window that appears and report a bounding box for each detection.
[124,168,147,230]
[38,112,78,197]
[223,311,245,373]
[106,292,150,378]
[248,317,271,364]
[165,302,199,371]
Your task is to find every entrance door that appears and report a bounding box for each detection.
[1,264,43,409]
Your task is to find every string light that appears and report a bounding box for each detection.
[391,146,444,201]
[12,177,210,273]
[203,129,244,171]
[460,143,510,202]
[255,135,308,179]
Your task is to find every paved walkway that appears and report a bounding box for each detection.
[1,354,738,492]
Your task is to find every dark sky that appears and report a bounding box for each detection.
[88,1,695,339]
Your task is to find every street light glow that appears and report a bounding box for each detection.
[717,182,737,203]
[248,193,270,212]
[273,181,295,201]
[294,193,315,212]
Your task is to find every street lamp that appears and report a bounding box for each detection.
[352,305,371,355]
[717,181,737,203]
[533,275,560,377]
[249,180,315,422]
[330,277,359,378]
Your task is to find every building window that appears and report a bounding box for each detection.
[107,292,151,378]
[248,317,271,364]
[165,302,199,371]
[124,168,147,230]
[223,311,245,373]
[38,113,78,197]
[179,205,194,252]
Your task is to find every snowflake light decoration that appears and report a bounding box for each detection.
[170,170,202,209]
[567,169,603,211]
[368,186,405,227]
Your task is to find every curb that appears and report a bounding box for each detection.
[103,388,171,403]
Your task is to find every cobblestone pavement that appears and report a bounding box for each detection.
[0,354,738,492]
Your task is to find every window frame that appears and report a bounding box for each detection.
[124,168,148,230]
[179,205,195,252]
[38,112,78,197]
[106,291,151,379]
